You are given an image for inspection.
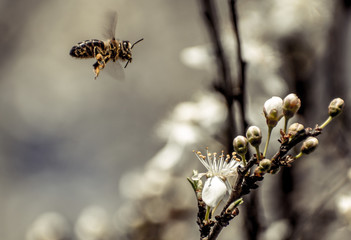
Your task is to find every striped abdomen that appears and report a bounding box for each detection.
[69,39,106,58]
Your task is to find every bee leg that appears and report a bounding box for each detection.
[92,53,106,79]
[93,62,100,80]
[92,47,107,79]
[93,55,112,79]
[97,53,106,67]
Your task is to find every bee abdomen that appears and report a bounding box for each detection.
[69,39,105,58]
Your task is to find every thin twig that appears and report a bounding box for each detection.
[199,0,236,153]
[229,0,248,132]
[206,157,258,240]
[228,2,258,238]
[270,127,322,167]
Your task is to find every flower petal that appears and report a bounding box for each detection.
[202,176,227,208]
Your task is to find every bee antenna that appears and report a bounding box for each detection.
[124,60,130,68]
[131,38,144,49]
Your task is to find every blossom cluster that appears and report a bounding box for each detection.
[188,94,344,224]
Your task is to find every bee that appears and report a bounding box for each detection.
[69,12,143,79]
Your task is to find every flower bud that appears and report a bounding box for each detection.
[301,137,319,154]
[246,126,262,148]
[263,96,284,128]
[283,93,301,119]
[233,135,248,155]
[226,198,244,212]
[259,159,272,172]
[188,170,203,192]
[254,167,264,177]
[287,123,304,137]
[328,98,345,118]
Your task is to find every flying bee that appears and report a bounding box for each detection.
[69,12,143,79]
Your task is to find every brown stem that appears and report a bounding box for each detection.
[229,0,248,132]
[199,0,236,153]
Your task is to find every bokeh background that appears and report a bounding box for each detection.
[0,0,350,240]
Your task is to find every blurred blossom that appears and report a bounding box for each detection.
[121,92,228,200]
[142,167,172,196]
[113,202,145,235]
[119,170,145,199]
[143,197,171,223]
[226,31,287,96]
[26,212,70,240]
[147,141,186,171]
[158,93,227,142]
[180,44,213,70]
[269,0,333,38]
[262,219,291,240]
[75,206,112,240]
[119,168,171,199]
[243,40,280,69]
[336,194,351,227]
[166,122,201,145]
[337,194,351,214]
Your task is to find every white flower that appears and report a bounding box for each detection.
[202,176,227,208]
[192,149,242,208]
[263,96,284,128]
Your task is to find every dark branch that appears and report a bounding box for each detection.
[200,126,323,240]
[229,0,248,133]
[199,0,236,153]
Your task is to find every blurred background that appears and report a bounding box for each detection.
[0,0,350,240]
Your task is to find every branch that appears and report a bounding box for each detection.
[270,127,322,169]
[206,157,260,240]
[201,126,323,240]
[229,0,248,132]
[199,0,236,153]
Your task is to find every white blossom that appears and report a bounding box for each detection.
[202,176,227,208]
[192,149,242,208]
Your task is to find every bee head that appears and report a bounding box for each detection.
[123,38,144,68]
[122,41,132,53]
[119,41,132,63]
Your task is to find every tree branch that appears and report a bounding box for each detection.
[199,0,236,153]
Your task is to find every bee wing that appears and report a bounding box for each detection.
[103,11,118,40]
[103,59,125,81]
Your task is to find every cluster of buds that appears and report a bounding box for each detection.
[262,94,344,160]
[189,94,345,222]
